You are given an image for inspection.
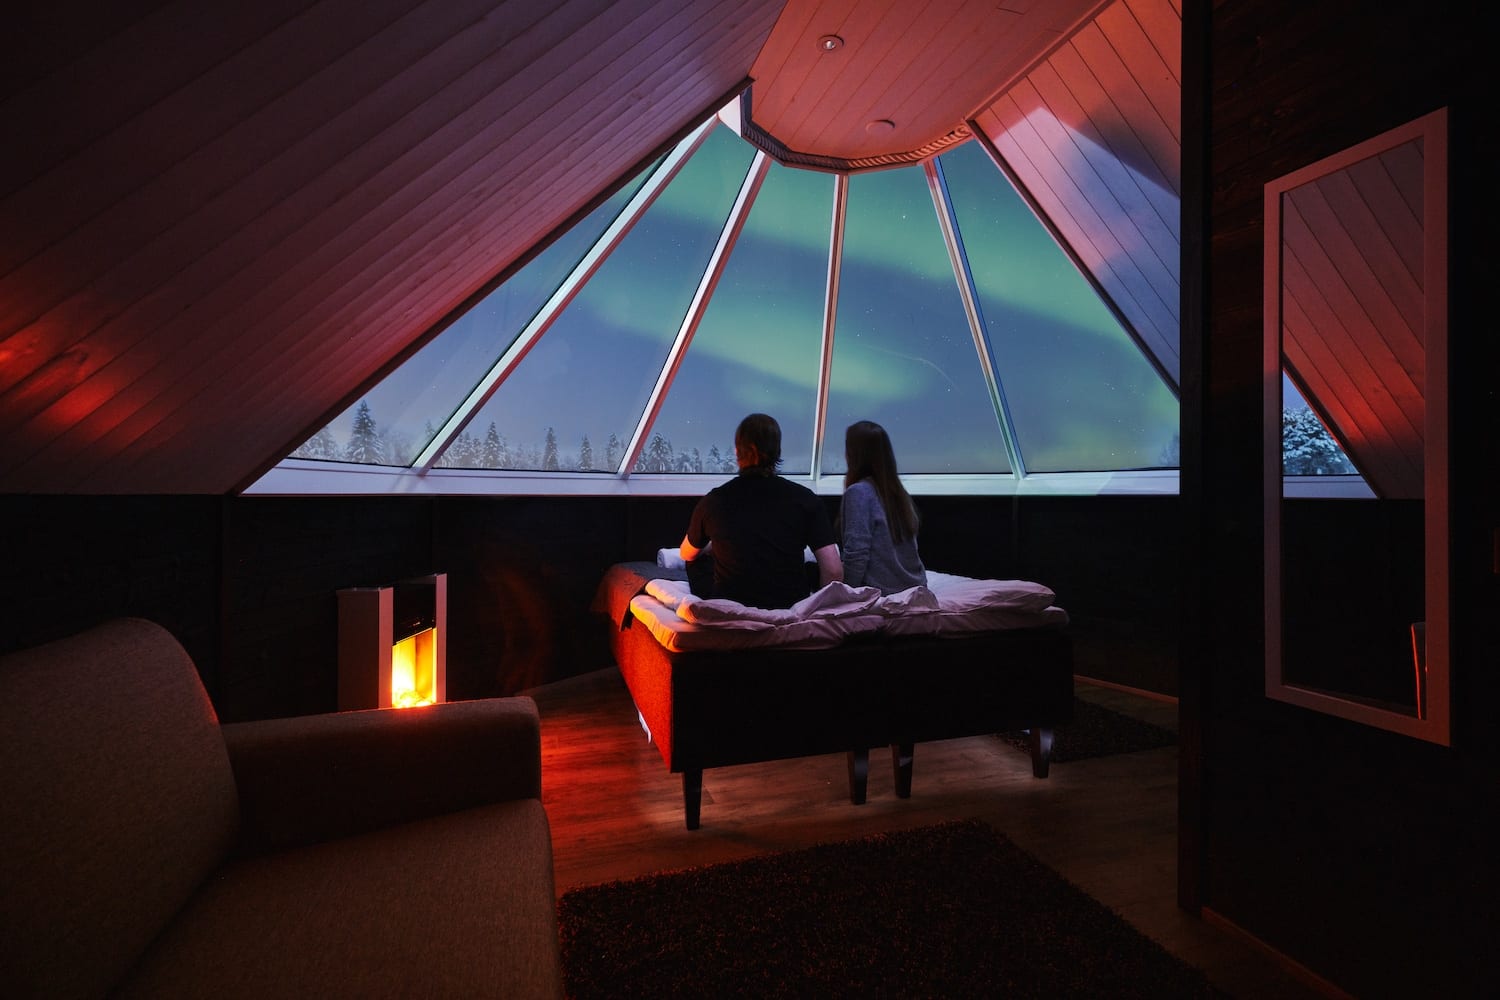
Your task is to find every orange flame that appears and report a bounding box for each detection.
[391,628,438,708]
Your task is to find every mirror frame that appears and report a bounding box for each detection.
[1263,107,1450,745]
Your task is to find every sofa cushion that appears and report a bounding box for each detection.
[116,799,562,999]
[0,618,239,999]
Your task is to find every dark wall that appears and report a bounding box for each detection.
[1,495,222,683]
[1194,0,1498,993]
[1,490,1182,720]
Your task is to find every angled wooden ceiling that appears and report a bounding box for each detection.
[1280,137,1428,499]
[0,0,1182,494]
[745,0,1109,169]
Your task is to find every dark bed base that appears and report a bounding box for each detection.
[594,562,1074,829]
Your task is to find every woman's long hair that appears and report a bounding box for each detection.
[842,420,919,543]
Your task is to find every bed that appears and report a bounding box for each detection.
[592,560,1075,829]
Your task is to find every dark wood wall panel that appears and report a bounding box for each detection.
[0,494,222,681]
[1196,0,1495,994]
[0,492,1183,721]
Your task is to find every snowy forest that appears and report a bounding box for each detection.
[1281,407,1356,475]
[292,399,1352,477]
[291,400,742,474]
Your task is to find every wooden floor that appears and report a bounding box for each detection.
[527,667,1325,999]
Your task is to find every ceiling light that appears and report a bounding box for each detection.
[865,119,895,135]
[818,34,843,51]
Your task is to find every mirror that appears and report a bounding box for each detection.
[1263,108,1449,745]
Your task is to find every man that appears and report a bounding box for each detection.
[679,413,843,609]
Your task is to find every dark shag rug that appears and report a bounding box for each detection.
[558,819,1216,999]
[998,696,1177,763]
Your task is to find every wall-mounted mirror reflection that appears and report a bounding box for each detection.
[1263,108,1449,745]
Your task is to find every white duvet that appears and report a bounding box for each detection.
[628,572,1067,653]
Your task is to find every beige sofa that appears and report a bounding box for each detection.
[0,618,563,998]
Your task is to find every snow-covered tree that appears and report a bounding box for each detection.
[382,428,414,466]
[635,433,673,473]
[578,435,594,472]
[293,425,339,460]
[1282,408,1355,475]
[543,427,560,471]
[674,448,702,473]
[482,422,503,468]
[1158,433,1180,467]
[604,433,622,471]
[445,430,480,468]
[344,401,384,464]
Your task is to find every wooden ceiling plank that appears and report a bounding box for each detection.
[1,0,650,422]
[1281,300,1396,488]
[1023,59,1179,282]
[1282,245,1422,495]
[976,101,1177,376]
[1358,146,1426,292]
[1068,18,1178,149]
[0,0,528,379]
[0,0,428,281]
[1291,179,1423,387]
[1282,211,1424,460]
[1,42,562,460]
[976,98,1175,366]
[1044,38,1180,203]
[1,0,714,482]
[133,24,761,452]
[986,85,1178,331]
[1378,139,1426,240]
[190,71,737,450]
[880,3,1024,149]
[1323,163,1424,359]
[768,0,896,144]
[1122,0,1182,86]
[58,12,774,488]
[31,101,731,489]
[747,0,863,126]
[1,0,165,102]
[0,0,318,200]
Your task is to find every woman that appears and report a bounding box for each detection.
[837,420,927,593]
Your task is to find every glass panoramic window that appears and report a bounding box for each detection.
[456,125,756,471]
[266,105,1187,497]
[645,160,833,475]
[939,140,1179,473]
[821,163,1010,476]
[289,166,657,467]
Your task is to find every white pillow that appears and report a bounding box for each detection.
[925,572,1057,613]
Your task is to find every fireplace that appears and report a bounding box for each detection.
[337,573,447,710]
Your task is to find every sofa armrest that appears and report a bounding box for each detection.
[222,696,542,857]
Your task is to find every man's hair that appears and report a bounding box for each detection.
[734,413,782,474]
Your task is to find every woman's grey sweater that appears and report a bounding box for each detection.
[839,479,928,593]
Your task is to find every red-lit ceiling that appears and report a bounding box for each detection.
[1,0,1179,494]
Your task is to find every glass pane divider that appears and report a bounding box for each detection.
[809,172,848,483]
[412,116,718,473]
[621,151,772,477]
[926,156,1026,478]
[967,122,1179,397]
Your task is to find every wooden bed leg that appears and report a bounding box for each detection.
[683,769,703,830]
[891,742,914,798]
[1030,727,1054,778]
[846,750,869,805]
